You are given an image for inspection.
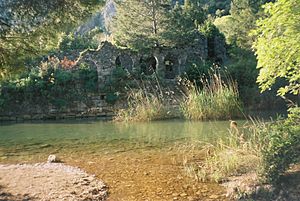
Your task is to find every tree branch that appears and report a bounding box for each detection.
[0,18,11,27]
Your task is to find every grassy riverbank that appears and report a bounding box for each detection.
[182,108,300,199]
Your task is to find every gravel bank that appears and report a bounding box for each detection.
[0,163,108,201]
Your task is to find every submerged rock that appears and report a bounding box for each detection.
[47,154,60,163]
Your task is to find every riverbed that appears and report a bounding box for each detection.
[0,120,241,200]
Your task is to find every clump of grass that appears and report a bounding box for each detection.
[114,78,179,122]
[183,119,268,182]
[183,113,300,185]
[114,89,169,122]
[180,72,242,120]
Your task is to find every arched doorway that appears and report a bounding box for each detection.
[164,54,178,79]
[140,55,158,75]
[115,54,134,72]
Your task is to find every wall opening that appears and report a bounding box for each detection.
[115,56,121,68]
[164,54,177,79]
[140,55,158,75]
[115,54,133,71]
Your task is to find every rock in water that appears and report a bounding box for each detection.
[48,154,59,163]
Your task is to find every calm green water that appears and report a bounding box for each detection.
[0,120,241,162]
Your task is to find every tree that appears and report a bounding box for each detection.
[253,0,300,96]
[113,0,207,50]
[214,0,274,49]
[0,0,104,78]
[112,0,169,50]
[163,0,206,47]
[198,0,231,17]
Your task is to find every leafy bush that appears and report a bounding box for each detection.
[78,64,98,92]
[183,60,211,86]
[260,110,300,183]
[100,67,135,104]
[0,63,98,111]
[59,34,98,53]
[105,92,119,105]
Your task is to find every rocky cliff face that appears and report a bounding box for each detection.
[75,0,186,35]
[76,0,116,35]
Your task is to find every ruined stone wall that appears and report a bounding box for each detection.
[0,35,226,122]
[82,36,209,88]
[0,94,114,122]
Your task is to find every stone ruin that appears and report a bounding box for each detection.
[0,34,226,122]
[80,34,226,88]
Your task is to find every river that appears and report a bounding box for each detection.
[0,120,245,200]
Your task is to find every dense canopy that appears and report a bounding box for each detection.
[253,0,300,96]
[0,0,104,77]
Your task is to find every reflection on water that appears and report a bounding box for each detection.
[0,120,233,158]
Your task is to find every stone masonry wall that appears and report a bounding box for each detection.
[0,94,114,122]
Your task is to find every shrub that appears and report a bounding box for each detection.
[0,63,98,111]
[78,65,98,92]
[105,92,119,105]
[260,110,300,183]
[99,67,132,103]
[183,60,211,87]
[59,34,98,53]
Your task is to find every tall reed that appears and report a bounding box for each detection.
[114,78,178,122]
[114,89,167,122]
[180,72,242,120]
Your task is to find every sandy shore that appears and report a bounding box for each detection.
[0,163,108,201]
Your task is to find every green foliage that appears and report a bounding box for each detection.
[260,113,300,183]
[112,0,169,50]
[0,0,104,77]
[213,0,284,109]
[182,60,211,86]
[101,67,132,101]
[214,0,273,49]
[105,92,119,105]
[253,0,300,96]
[287,107,300,122]
[214,15,235,45]
[198,0,231,17]
[78,66,98,93]
[59,34,98,53]
[199,20,222,39]
[0,64,98,111]
[113,0,208,50]
[162,1,206,47]
[226,47,260,107]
